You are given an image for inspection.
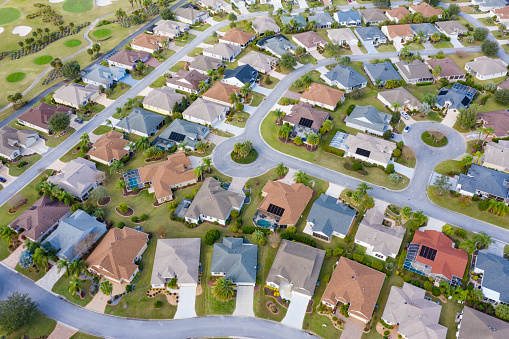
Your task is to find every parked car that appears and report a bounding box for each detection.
[401,111,410,120]
[74,118,83,124]
[0,177,6,183]
[403,126,410,133]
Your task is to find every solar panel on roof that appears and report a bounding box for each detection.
[419,245,437,261]
[461,97,471,107]
[299,118,313,128]
[267,203,285,217]
[169,132,186,142]
[355,148,371,157]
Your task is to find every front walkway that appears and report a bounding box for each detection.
[213,120,245,136]
[94,93,115,108]
[233,285,255,317]
[281,293,310,329]
[252,84,272,96]
[36,265,65,291]
[325,183,345,199]
[48,322,78,339]
[243,105,257,114]
[2,244,24,269]
[174,285,197,319]
[206,133,229,145]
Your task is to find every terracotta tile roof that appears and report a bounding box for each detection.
[321,257,385,322]
[300,83,345,108]
[385,24,413,39]
[493,5,509,19]
[219,28,255,45]
[166,69,208,92]
[411,230,468,281]
[202,81,240,105]
[88,130,129,163]
[386,7,410,20]
[292,31,327,48]
[259,181,313,225]
[283,101,330,130]
[131,33,166,51]
[478,110,509,137]
[86,227,148,282]
[425,57,465,78]
[18,103,70,132]
[410,3,442,17]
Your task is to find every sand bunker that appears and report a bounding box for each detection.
[0,28,4,35]
[49,0,65,3]
[95,0,117,6]
[12,26,32,37]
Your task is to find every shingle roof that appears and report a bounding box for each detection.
[280,14,307,27]
[88,130,129,164]
[308,13,334,26]
[203,81,240,104]
[364,61,402,82]
[203,43,241,59]
[360,9,387,22]
[211,237,258,284]
[131,33,166,50]
[483,140,509,170]
[334,10,362,23]
[257,34,297,57]
[183,98,227,124]
[143,87,185,113]
[219,28,255,45]
[410,3,443,17]
[345,105,392,134]
[436,83,476,111]
[17,103,70,132]
[47,158,105,199]
[108,49,149,67]
[153,19,186,36]
[396,59,433,80]
[166,69,208,92]
[283,101,330,131]
[252,16,280,34]
[155,119,209,149]
[222,64,258,85]
[435,21,467,35]
[175,7,207,21]
[458,307,509,339]
[425,57,465,78]
[493,5,509,20]
[322,64,367,88]
[238,51,278,74]
[307,194,356,238]
[410,23,440,36]
[189,54,223,74]
[478,110,509,137]
[355,26,387,41]
[300,83,345,108]
[344,133,396,164]
[466,56,507,77]
[83,65,125,86]
[377,87,421,109]
[53,83,99,107]
[386,7,410,20]
[458,163,509,199]
[327,28,358,44]
[475,251,509,304]
[293,31,327,49]
[116,108,165,135]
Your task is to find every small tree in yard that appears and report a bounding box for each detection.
[280,53,297,69]
[100,281,113,295]
[90,186,108,204]
[482,40,499,57]
[18,250,33,270]
[252,229,265,243]
[118,203,129,213]
[495,88,509,105]
[383,130,392,140]
[48,112,70,132]
[0,293,38,335]
[457,105,478,129]
[204,229,220,245]
[433,174,451,196]
[212,277,235,302]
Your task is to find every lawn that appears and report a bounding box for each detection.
[433,41,454,49]
[15,263,48,281]
[299,54,317,64]
[9,154,42,177]
[434,160,459,175]
[376,44,397,53]
[249,92,264,107]
[406,43,425,50]
[260,76,280,89]
[229,111,250,128]
[6,72,26,83]
[438,298,463,339]
[92,28,112,38]
[93,125,111,135]
[478,18,496,26]
[0,311,56,338]
[52,274,94,307]
[169,61,186,73]
[8,120,75,148]
[192,23,211,31]
[187,47,203,57]
[150,76,167,88]
[109,83,132,100]
[33,55,53,65]
[0,8,20,25]
[64,39,83,48]
[62,0,94,12]
[70,332,103,339]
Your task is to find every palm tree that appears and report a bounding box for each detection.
[80,133,90,148]
[293,170,307,184]
[178,142,189,154]
[273,109,285,124]
[473,151,483,165]
[199,80,208,92]
[115,179,126,190]
[193,166,203,181]
[460,239,477,255]
[363,196,375,209]
[212,277,235,301]
[58,190,74,206]
[392,102,402,112]
[93,208,105,220]
[475,125,485,143]
[457,155,473,171]
[356,182,373,197]
[0,226,16,245]
[202,157,212,173]
[483,126,494,143]
[68,277,82,296]
[100,281,113,296]
[488,198,500,214]
[321,120,333,132]
[36,181,54,197]
[110,160,124,174]
[401,206,413,220]
[351,190,364,206]
[241,83,251,100]
[412,211,427,226]
[442,224,455,237]
[277,124,292,141]
[32,248,49,268]
[233,142,242,154]
[229,93,238,107]
[474,231,495,249]
[70,259,87,277]
[275,162,288,178]
[306,133,320,150]
[252,229,265,243]
[212,31,218,43]
[57,259,71,276]
[135,137,150,151]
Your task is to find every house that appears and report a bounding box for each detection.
[458,307,509,338]
[382,283,447,339]
[354,27,388,46]
[498,78,509,89]
[283,101,330,136]
[166,69,209,94]
[88,130,129,166]
[142,87,186,115]
[478,110,509,137]
[256,34,297,58]
[258,181,313,228]
[210,237,258,285]
[435,83,477,113]
[410,23,440,40]
[465,56,507,80]
[385,7,410,22]
[354,209,405,260]
[321,257,385,323]
[202,81,240,107]
[188,55,224,75]
[306,194,356,242]
[152,119,209,151]
[150,238,201,288]
[473,251,509,304]
[395,60,434,84]
[203,43,241,62]
[343,132,396,166]
[280,14,307,28]
[363,61,402,86]
[266,240,325,297]
[86,227,148,284]
[483,141,509,173]
[334,10,362,27]
[327,28,359,46]
[321,64,367,92]
[409,3,443,18]
[153,20,189,39]
[491,5,509,23]
[219,28,255,48]
[404,230,469,285]
[472,0,507,12]
[456,164,509,203]
[131,33,168,53]
[222,64,258,88]
[107,49,150,71]
[48,158,105,200]
[116,108,165,137]
[377,87,421,111]
[300,83,345,110]
[238,51,278,74]
[308,13,334,29]
[251,16,280,34]
[425,57,466,82]
[9,195,71,242]
[83,65,126,88]
[292,31,327,52]
[198,0,232,12]
[182,98,229,125]
[138,153,197,204]
[381,24,414,43]
[345,105,392,136]
[43,210,107,262]
[17,103,71,134]
[53,83,99,109]
[360,9,388,25]
[174,7,209,24]
[435,21,468,36]
[184,177,244,225]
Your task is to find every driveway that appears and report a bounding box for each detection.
[450,36,464,48]
[48,323,78,339]
[206,133,229,145]
[268,69,286,80]
[350,44,363,55]
[281,293,310,329]
[36,265,65,291]
[394,41,405,51]
[297,0,308,8]
[174,285,197,319]
[309,50,324,60]
[325,182,345,199]
[283,90,301,100]
[121,74,140,86]
[26,138,50,155]
[243,105,257,114]
[1,244,24,269]
[252,84,271,96]
[213,120,245,136]
[441,110,459,128]
[94,93,115,107]
[0,165,16,187]
[229,177,249,194]
[233,285,255,317]
[364,43,378,54]
[388,160,415,179]
[341,316,366,339]
[145,57,162,68]
[423,41,435,50]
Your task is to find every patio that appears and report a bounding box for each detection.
[174,198,193,219]
[291,125,316,140]
[123,169,143,192]
[253,210,278,229]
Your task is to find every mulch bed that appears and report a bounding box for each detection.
[145,157,164,163]
[153,199,167,207]
[264,287,314,312]
[146,289,166,298]
[97,197,111,206]
[8,199,28,214]
[207,279,217,287]
[122,187,145,197]
[267,301,279,314]
[115,207,134,217]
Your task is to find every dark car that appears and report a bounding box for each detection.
[74,118,83,124]
[0,177,7,183]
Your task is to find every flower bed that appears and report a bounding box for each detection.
[267,301,279,314]
[97,196,111,206]
[115,207,134,217]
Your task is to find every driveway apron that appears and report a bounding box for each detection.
[281,293,310,329]
[233,285,255,317]
[174,285,197,319]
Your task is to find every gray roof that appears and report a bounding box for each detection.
[252,16,280,34]
[345,105,392,134]
[436,83,477,111]
[396,60,433,81]
[116,108,165,135]
[360,9,387,22]
[364,61,402,82]
[83,65,124,86]
[410,23,440,36]
[175,7,206,21]
[156,119,209,149]
[322,64,367,88]
[143,87,185,113]
[223,64,258,85]
[308,13,334,26]
[465,56,507,77]
[477,0,507,7]
[458,164,509,199]
[0,126,37,156]
[280,14,307,27]
[354,26,387,41]
[189,54,223,73]
[257,34,297,57]
[458,307,509,339]
[334,10,362,23]
[307,194,356,238]
[203,43,240,59]
[53,83,99,107]
[435,21,467,35]
[211,237,258,284]
[183,98,227,124]
[475,251,509,303]
[378,87,421,108]
[44,210,107,262]
[47,158,105,199]
[238,51,278,73]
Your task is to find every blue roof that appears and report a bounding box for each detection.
[281,14,307,27]
[354,26,387,41]
[223,64,258,85]
[116,108,165,135]
[308,13,334,26]
[210,237,258,284]
[436,83,477,111]
[410,23,439,36]
[307,194,356,238]
[323,64,367,88]
[335,10,362,23]
[457,164,509,199]
[364,61,402,82]
[476,251,509,303]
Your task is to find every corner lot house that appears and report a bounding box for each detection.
[202,81,240,107]
[222,64,258,88]
[425,57,466,82]
[483,140,509,173]
[300,83,345,110]
[256,34,297,58]
[238,51,278,74]
[283,102,330,136]
[321,64,367,92]
[88,130,129,166]
[211,237,258,285]
[321,257,385,323]
[108,49,149,71]
[458,307,509,338]
[345,105,392,136]
[292,31,327,52]
[0,125,40,159]
[251,16,280,34]
[219,28,255,48]
[409,3,443,18]
[308,13,334,29]
[48,158,105,201]
[82,65,126,88]
[456,163,509,203]
[53,83,99,108]
[152,119,209,151]
[343,132,396,167]
[377,87,421,111]
[142,87,186,116]
[363,61,401,86]
[333,10,362,27]
[385,7,410,22]
[491,5,509,23]
[17,103,70,134]
[435,21,468,36]
[472,0,507,12]
[306,194,356,242]
[166,69,209,94]
[327,28,358,46]
[116,108,165,137]
[44,210,107,262]
[9,195,71,242]
[359,9,387,25]
[354,26,387,46]
[184,177,244,225]
[203,43,241,62]
[435,83,476,113]
[153,20,189,39]
[473,251,509,304]
[182,98,229,125]
[465,56,507,80]
[174,7,209,24]
[381,24,414,43]
[188,55,224,75]
[86,227,148,284]
[395,59,433,84]
[478,110,509,138]
[131,33,167,53]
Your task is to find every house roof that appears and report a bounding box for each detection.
[308,13,334,26]
[466,56,507,77]
[183,98,227,124]
[223,64,258,84]
[199,0,231,11]
[53,83,99,107]
[378,87,421,108]
[475,251,509,304]
[85,227,147,282]
[484,140,509,169]
[300,83,345,108]
[203,81,240,104]
[459,306,509,339]
[9,195,70,241]
[211,237,258,284]
[360,9,387,22]
[219,28,255,45]
[411,230,468,281]
[257,34,297,57]
[18,103,70,131]
[321,257,385,321]
[327,28,358,43]
[384,24,413,40]
[259,181,314,226]
[382,283,447,339]
[203,43,241,59]
[116,107,165,135]
[151,238,201,286]
[166,69,208,92]
[0,125,37,157]
[280,14,307,27]
[322,64,367,88]
[425,57,465,78]
[88,130,129,164]
[364,61,401,82]
[498,78,509,89]
[153,19,186,36]
[345,105,392,134]
[477,0,507,8]
[293,31,327,48]
[344,132,396,164]
[184,177,244,221]
[493,5,509,19]
[334,10,362,23]
[436,82,476,111]
[355,26,387,41]
[410,3,443,17]
[143,87,185,113]
[386,7,410,20]
[189,54,223,73]
[47,158,105,199]
[156,119,209,149]
[238,51,278,74]
[396,59,433,80]
[108,49,149,67]
[410,23,440,36]
[131,33,166,50]
[283,101,329,131]
[458,163,509,199]
[83,65,125,86]
[435,21,467,35]
[307,194,356,238]
[175,7,206,21]
[138,153,195,199]
[251,16,280,34]
[266,240,325,297]
[478,110,509,137]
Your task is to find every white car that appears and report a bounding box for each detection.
[403,126,410,133]
[401,111,410,120]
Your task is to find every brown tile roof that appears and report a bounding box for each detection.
[259,181,313,225]
[108,49,149,66]
[219,28,255,45]
[411,230,468,281]
[321,257,385,322]
[131,33,167,51]
[138,153,196,200]
[386,7,410,20]
[300,83,344,108]
[493,5,509,20]
[283,102,330,131]
[498,78,509,89]
[202,81,240,105]
[166,69,208,92]
[410,3,442,17]
[88,130,129,163]
[292,31,327,48]
[18,103,70,132]
[425,57,465,78]
[86,227,148,282]
[478,110,509,137]
[385,24,413,39]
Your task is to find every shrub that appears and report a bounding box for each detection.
[126,285,132,293]
[140,214,148,221]
[352,162,362,171]
[398,250,407,267]
[384,331,390,336]
[412,280,422,288]
[231,225,238,233]
[333,248,344,257]
[323,274,331,283]
[286,226,296,233]
[346,104,356,116]
[323,144,345,156]
[117,203,129,213]
[259,238,266,246]
[242,225,256,234]
[403,275,411,283]
[424,281,433,291]
[343,236,350,243]
[393,149,401,158]
[117,221,125,228]
[325,249,332,258]
[154,300,162,308]
[352,253,364,263]
[472,195,479,201]
[385,163,395,174]
[478,199,490,211]
[131,216,138,222]
[280,232,316,247]
[346,191,352,197]
[432,286,441,296]
[230,210,239,219]
[371,261,384,271]
[204,229,220,245]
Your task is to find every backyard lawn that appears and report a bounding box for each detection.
[0,311,56,338]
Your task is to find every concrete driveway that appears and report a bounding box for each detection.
[26,138,50,155]
[325,182,345,199]
[364,43,378,54]
[252,84,271,96]
[243,105,257,114]
[174,285,197,319]
[450,36,464,48]
[213,120,244,136]
[341,316,366,339]
[121,74,140,86]
[233,285,255,317]
[36,265,65,291]
[206,133,229,145]
[388,160,415,179]
[350,44,363,55]
[0,165,16,187]
[281,293,310,329]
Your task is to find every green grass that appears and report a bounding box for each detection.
[15,263,47,281]
[93,125,112,135]
[9,120,75,148]
[0,8,21,25]
[70,332,103,339]
[421,131,448,147]
[376,44,397,53]
[64,39,83,48]
[0,311,56,338]
[6,72,25,83]
[187,47,203,57]
[433,41,454,49]
[434,160,460,175]
[299,54,317,64]
[192,23,211,31]
[249,92,264,107]
[406,43,425,50]
[33,55,53,65]
[92,28,112,38]
[261,76,279,89]
[150,76,167,88]
[109,83,132,100]
[228,111,250,128]
[52,275,94,307]
[62,0,94,13]
[479,18,496,26]
[9,154,42,177]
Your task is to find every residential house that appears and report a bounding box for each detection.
[283,101,330,136]
[17,103,71,134]
[166,69,209,94]
[222,64,258,88]
[182,98,229,125]
[174,7,209,24]
[334,10,362,27]
[425,57,466,82]
[410,23,440,40]
[382,283,447,339]
[478,110,509,137]
[385,7,410,22]
[308,13,334,29]
[82,65,126,88]
[409,3,443,18]
[210,237,258,286]
[251,16,281,34]
[360,9,388,25]
[498,78,509,89]
[47,158,106,200]
[53,83,99,109]
[238,51,278,74]
[184,177,244,225]
[203,43,242,62]
[86,227,148,284]
[131,33,168,53]
[9,195,71,242]
[465,56,507,80]
[43,210,107,262]
[377,87,421,111]
[435,20,468,36]
[202,81,240,107]
[354,27,388,46]
[188,55,224,75]
[435,83,477,113]
[292,31,327,52]
[343,132,396,166]
[88,130,129,166]
[472,0,507,12]
[363,61,402,86]
[491,5,509,23]
[344,105,392,136]
[142,87,186,115]
[153,20,189,39]
[473,251,509,304]
[456,163,509,203]
[150,238,201,288]
[381,24,414,43]
[306,194,356,242]
[219,28,255,48]
[404,230,469,285]
[458,307,509,338]
[107,49,150,71]
[327,28,359,46]
[256,34,297,58]
[198,0,232,12]
[321,257,385,323]
[280,14,307,28]
[395,59,434,84]
[152,119,209,151]
[321,64,367,92]
[354,209,405,260]
[483,141,509,173]
[116,108,165,137]
[300,83,345,110]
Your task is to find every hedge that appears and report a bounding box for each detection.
[280,232,316,247]
[398,250,407,267]
[204,229,220,245]
[352,253,364,263]
[416,81,433,86]
[323,145,345,157]
[371,261,384,271]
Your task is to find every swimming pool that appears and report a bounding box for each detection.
[257,219,272,228]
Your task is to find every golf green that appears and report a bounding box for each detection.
[6,72,26,83]
[34,55,53,65]
[0,8,21,25]
[62,0,93,13]
[64,39,82,47]
[92,29,112,38]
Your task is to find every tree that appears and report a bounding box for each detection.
[495,88,509,105]
[18,250,33,270]
[473,27,489,41]
[363,196,375,209]
[196,140,207,152]
[228,13,237,21]
[276,162,288,178]
[0,293,38,334]
[252,229,265,243]
[383,129,393,140]
[110,160,124,174]
[277,124,292,141]
[293,170,307,184]
[280,53,297,69]
[212,277,235,301]
[1,226,16,245]
[432,65,442,77]
[321,120,333,132]
[57,259,70,276]
[160,8,174,20]
[419,102,431,116]
[412,211,427,226]
[401,206,413,220]
[80,133,90,148]
[48,112,70,132]
[351,190,364,206]
[458,154,473,171]
[467,288,484,304]
[442,224,454,237]
[68,277,82,295]
[433,174,451,196]
[89,186,108,204]
[193,165,203,180]
[357,182,373,197]
[61,60,81,80]
[500,23,507,31]
[100,281,113,295]
[202,157,212,173]
[482,40,499,57]
[457,105,478,129]
[474,231,495,249]
[135,137,150,151]
[69,258,87,276]
[204,229,220,245]
[306,133,320,149]
[388,172,400,183]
